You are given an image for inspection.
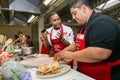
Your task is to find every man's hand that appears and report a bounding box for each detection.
[40,31,49,41]
[56,31,63,41]
[43,31,48,40]
[54,50,72,61]
[56,31,70,46]
[54,52,62,61]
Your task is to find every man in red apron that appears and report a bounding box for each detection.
[42,12,74,66]
[54,0,120,80]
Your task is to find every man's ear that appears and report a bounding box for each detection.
[81,4,86,13]
[49,21,52,25]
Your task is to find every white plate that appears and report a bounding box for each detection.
[19,57,53,68]
[36,64,71,78]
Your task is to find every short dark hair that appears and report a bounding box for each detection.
[69,0,92,9]
[17,31,23,35]
[48,12,59,20]
[14,35,18,39]
[26,35,31,39]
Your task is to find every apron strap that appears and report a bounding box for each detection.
[111,60,120,67]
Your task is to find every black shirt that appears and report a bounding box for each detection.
[83,11,120,62]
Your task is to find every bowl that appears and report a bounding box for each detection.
[22,47,34,55]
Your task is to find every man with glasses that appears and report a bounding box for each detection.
[54,0,120,80]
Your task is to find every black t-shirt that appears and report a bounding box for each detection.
[83,11,120,62]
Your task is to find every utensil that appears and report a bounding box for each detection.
[2,38,13,51]
[0,35,5,49]
[11,38,20,45]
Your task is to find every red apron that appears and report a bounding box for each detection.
[50,24,65,56]
[41,43,50,54]
[50,24,73,67]
[76,27,120,80]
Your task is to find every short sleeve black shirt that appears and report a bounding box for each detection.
[84,11,120,62]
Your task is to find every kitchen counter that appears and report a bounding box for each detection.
[27,67,95,80]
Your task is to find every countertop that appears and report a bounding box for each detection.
[27,67,95,80]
